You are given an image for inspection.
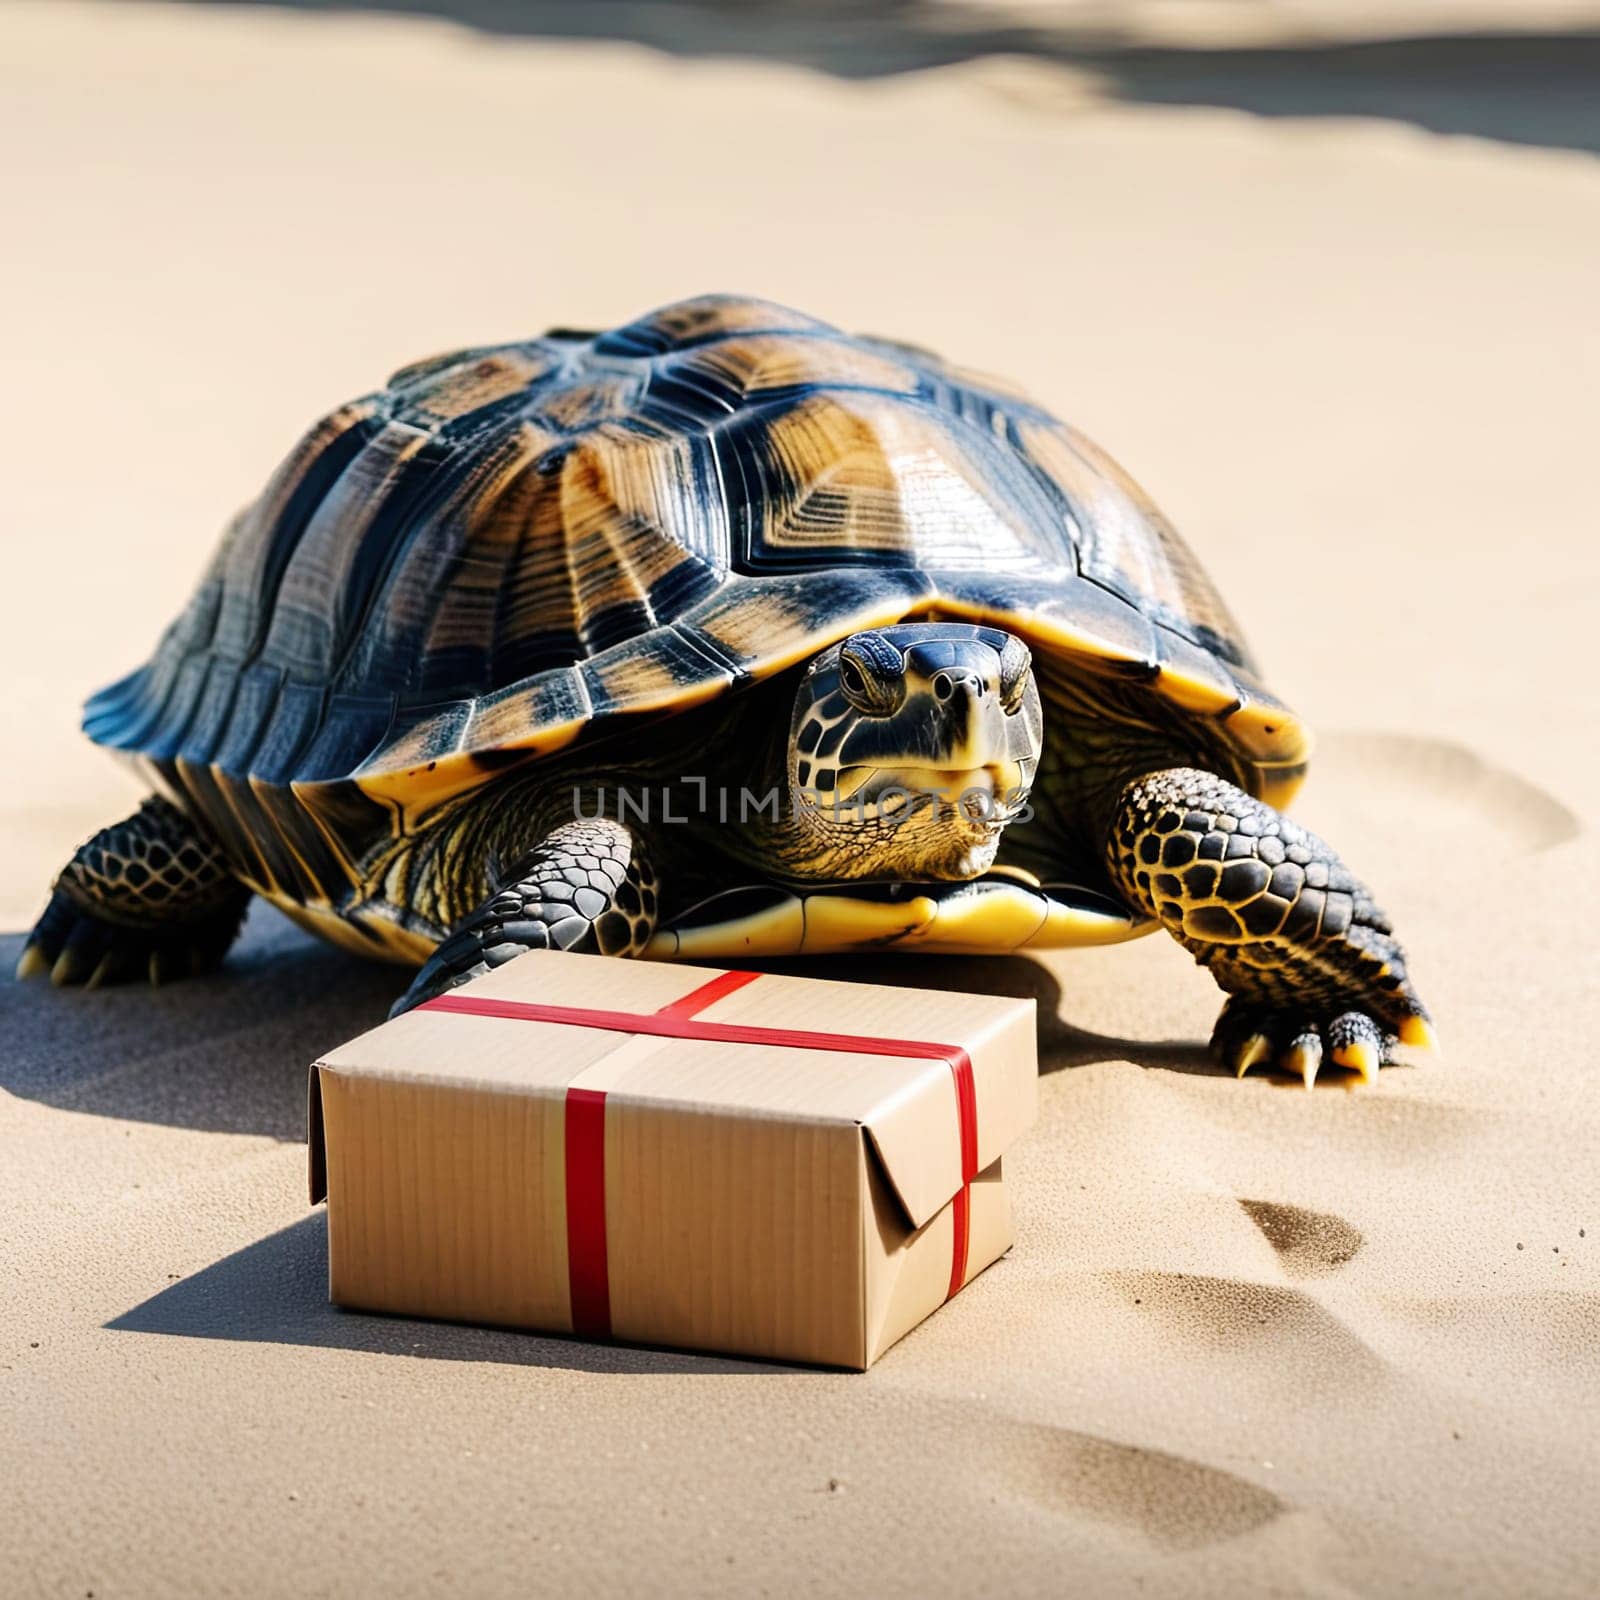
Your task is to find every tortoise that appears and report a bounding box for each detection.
[19,293,1433,1084]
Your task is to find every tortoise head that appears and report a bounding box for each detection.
[782,622,1043,881]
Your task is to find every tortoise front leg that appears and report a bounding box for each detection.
[390,818,658,1017]
[17,796,251,988]
[1107,768,1435,1086]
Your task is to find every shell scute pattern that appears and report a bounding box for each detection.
[1013,416,1250,666]
[593,294,833,357]
[716,388,1071,575]
[84,295,1304,856]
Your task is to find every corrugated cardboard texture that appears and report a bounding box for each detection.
[310,951,1037,1367]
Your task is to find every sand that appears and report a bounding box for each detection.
[3,4,1598,1595]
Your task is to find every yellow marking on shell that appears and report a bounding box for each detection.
[192,766,282,899]
[1021,897,1152,949]
[959,599,1312,815]
[359,713,475,781]
[269,897,433,965]
[693,588,916,677]
[1222,695,1313,769]
[910,884,1050,952]
[467,678,590,755]
[800,893,938,952]
[283,777,376,888]
[586,651,681,699]
[411,351,553,420]
[644,896,807,961]
[585,648,728,715]
[1157,663,1239,715]
[986,863,1042,888]
[354,741,570,820]
[351,760,465,818]
[931,596,1149,672]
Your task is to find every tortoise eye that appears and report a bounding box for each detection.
[998,636,1033,715]
[838,642,905,716]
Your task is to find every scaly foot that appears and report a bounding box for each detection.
[17,797,249,988]
[391,818,656,1016]
[1211,995,1437,1087]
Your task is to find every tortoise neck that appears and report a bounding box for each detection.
[1023,659,1247,865]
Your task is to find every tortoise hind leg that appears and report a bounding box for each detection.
[390,818,657,1017]
[17,796,250,988]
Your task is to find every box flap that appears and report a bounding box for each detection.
[860,1069,961,1231]
[858,995,1037,1231]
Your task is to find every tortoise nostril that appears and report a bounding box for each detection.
[933,669,982,702]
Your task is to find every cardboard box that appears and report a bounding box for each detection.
[308,950,1037,1369]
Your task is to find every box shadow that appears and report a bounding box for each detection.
[3,906,1221,1147]
[106,1214,786,1375]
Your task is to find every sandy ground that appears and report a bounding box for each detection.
[4,4,1599,1595]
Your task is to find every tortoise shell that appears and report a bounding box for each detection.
[88,295,1308,874]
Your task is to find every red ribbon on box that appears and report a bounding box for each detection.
[420,969,980,1340]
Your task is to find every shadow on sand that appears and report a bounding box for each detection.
[3,906,1213,1367]
[182,1,1600,157]
[0,907,399,1141]
[0,905,1219,1140]
[105,1213,779,1372]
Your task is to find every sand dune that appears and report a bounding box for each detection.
[3,3,1597,1595]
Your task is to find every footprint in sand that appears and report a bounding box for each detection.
[1320,733,1577,850]
[1238,1198,1364,1279]
[1107,1270,1386,1383]
[991,1419,1287,1552]
[1298,733,1579,901]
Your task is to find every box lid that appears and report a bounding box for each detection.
[310,951,1037,1227]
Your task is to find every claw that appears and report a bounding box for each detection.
[1398,1014,1439,1053]
[1234,1033,1273,1079]
[148,950,169,987]
[50,948,88,986]
[85,953,116,991]
[15,942,50,981]
[1333,1038,1381,1085]
[1285,1033,1323,1090]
